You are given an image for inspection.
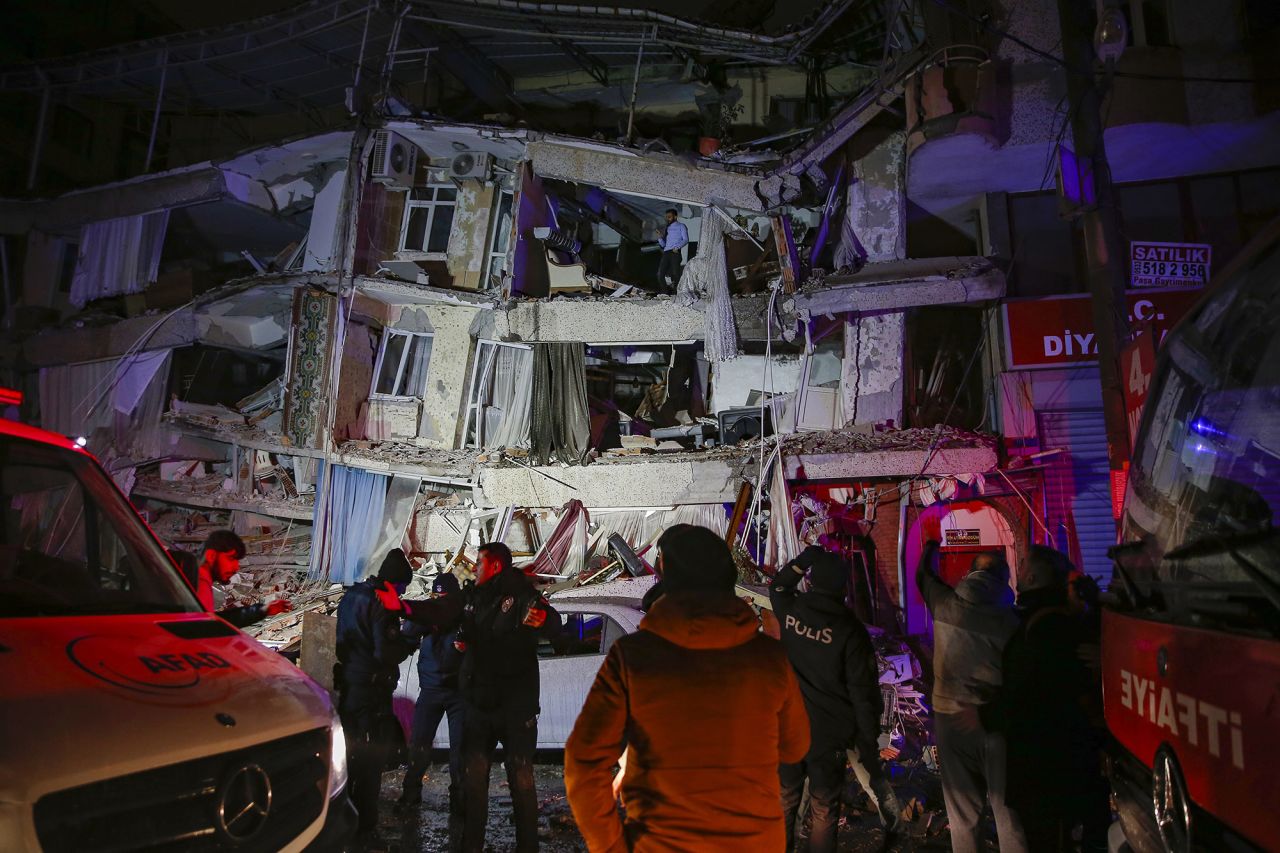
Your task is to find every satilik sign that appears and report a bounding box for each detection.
[1002,287,1202,370]
[1130,241,1211,288]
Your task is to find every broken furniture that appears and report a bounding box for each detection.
[718,406,773,445]
[650,423,717,449]
[545,252,593,293]
[535,226,623,295]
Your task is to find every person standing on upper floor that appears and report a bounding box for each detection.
[656,208,688,292]
[1002,547,1108,853]
[334,549,418,843]
[771,544,903,853]
[565,524,810,852]
[916,541,1028,853]
[397,571,467,840]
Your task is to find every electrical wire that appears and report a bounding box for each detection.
[927,0,1280,84]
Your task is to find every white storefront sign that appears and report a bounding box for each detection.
[1130,241,1211,288]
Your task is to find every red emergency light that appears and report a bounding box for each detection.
[0,387,22,407]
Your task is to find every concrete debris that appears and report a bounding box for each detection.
[244,582,344,651]
[781,425,995,456]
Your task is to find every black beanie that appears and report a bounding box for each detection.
[807,552,846,595]
[432,572,460,596]
[657,524,737,594]
[376,548,413,585]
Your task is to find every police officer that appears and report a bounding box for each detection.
[379,543,560,851]
[335,549,417,841]
[457,542,560,853]
[397,571,466,830]
[771,545,901,852]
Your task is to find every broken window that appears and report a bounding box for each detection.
[399,186,457,255]
[796,332,845,432]
[461,340,533,449]
[537,612,625,657]
[483,190,514,289]
[371,330,433,399]
[586,344,708,450]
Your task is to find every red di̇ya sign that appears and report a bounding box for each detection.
[1002,288,1202,370]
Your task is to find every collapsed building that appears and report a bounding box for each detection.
[5,110,1017,643]
[6,0,1279,652]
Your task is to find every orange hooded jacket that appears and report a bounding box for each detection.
[565,590,811,852]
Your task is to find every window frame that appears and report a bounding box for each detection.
[460,339,532,449]
[369,329,434,400]
[482,189,515,290]
[537,611,621,658]
[397,184,458,258]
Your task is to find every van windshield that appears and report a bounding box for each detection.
[1120,235,1280,622]
[0,435,201,617]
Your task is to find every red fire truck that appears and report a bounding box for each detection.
[1106,221,1280,852]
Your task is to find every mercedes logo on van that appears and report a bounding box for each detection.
[215,764,273,842]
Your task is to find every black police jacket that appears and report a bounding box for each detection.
[336,580,414,682]
[769,565,883,754]
[459,567,561,716]
[405,621,463,691]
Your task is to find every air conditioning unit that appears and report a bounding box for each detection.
[371,130,418,187]
[448,151,491,181]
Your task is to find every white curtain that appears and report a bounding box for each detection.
[485,346,533,449]
[765,453,800,570]
[637,504,729,554]
[367,474,423,567]
[674,208,738,363]
[403,335,432,398]
[38,350,171,459]
[587,510,649,559]
[70,211,169,307]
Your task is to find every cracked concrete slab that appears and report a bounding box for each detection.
[475,456,742,508]
[527,140,768,211]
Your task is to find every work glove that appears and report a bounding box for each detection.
[522,599,548,629]
[264,599,291,617]
[375,581,404,612]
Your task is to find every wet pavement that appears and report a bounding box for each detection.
[358,755,965,852]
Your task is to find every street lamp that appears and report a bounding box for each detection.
[1094,6,1129,65]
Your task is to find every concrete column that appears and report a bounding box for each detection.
[849,130,907,263]
[842,311,905,428]
[303,164,348,272]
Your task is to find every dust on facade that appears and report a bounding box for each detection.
[4,0,1279,654]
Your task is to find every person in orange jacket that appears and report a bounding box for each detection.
[565,524,810,852]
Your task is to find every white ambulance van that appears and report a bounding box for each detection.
[0,419,355,851]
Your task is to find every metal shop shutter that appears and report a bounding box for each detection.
[1038,409,1116,585]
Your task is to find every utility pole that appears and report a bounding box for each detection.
[1056,0,1131,521]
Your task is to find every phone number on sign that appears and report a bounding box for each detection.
[1131,260,1207,280]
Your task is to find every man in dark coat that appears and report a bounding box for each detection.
[386,543,561,852]
[772,545,900,852]
[398,571,467,826]
[1002,547,1108,852]
[335,549,418,839]
[917,541,1028,853]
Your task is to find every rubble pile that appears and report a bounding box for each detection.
[243,581,343,651]
[782,424,996,455]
